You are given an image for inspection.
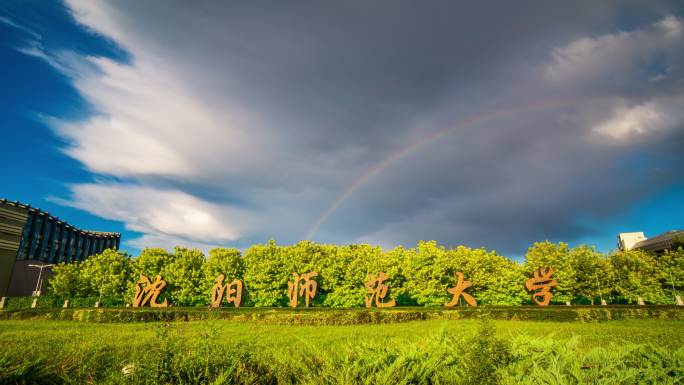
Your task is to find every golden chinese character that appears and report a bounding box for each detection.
[287,271,318,307]
[364,272,396,308]
[132,274,168,308]
[525,267,557,306]
[445,272,477,307]
[210,273,243,308]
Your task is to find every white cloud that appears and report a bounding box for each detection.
[17,43,69,74]
[44,54,260,179]
[658,14,684,38]
[52,183,253,247]
[544,15,683,86]
[592,102,662,141]
[125,233,224,252]
[0,15,42,40]
[590,97,684,143]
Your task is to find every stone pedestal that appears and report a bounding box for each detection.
[31,298,38,308]
[0,297,5,309]
[676,295,683,306]
[63,300,69,308]
[637,296,645,306]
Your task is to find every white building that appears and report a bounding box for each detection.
[618,230,684,253]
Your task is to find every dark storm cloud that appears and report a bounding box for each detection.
[20,0,684,253]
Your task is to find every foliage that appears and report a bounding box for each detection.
[524,241,576,303]
[672,236,684,251]
[48,261,86,298]
[162,247,207,305]
[570,245,607,304]
[319,244,375,307]
[403,241,450,306]
[133,248,174,278]
[459,246,528,306]
[658,248,684,301]
[80,249,133,300]
[201,247,244,297]
[43,240,684,307]
[462,319,511,385]
[242,240,291,307]
[609,249,667,304]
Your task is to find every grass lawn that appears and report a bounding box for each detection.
[1,319,683,384]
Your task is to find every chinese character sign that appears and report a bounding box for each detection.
[365,272,397,308]
[211,273,243,308]
[525,267,557,306]
[445,272,477,307]
[132,274,168,308]
[288,271,318,307]
[125,264,580,308]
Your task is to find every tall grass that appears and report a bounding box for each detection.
[0,319,682,384]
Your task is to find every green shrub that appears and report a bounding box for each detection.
[1,306,682,324]
[462,319,511,385]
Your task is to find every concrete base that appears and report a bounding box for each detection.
[676,295,683,306]
[63,299,69,308]
[637,296,645,306]
[0,296,5,309]
[31,298,38,308]
[601,299,607,306]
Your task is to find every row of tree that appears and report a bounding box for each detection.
[48,240,684,306]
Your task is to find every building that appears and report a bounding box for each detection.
[618,230,684,254]
[0,199,120,297]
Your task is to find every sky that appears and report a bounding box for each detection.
[1,0,683,259]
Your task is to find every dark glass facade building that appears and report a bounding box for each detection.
[0,199,120,297]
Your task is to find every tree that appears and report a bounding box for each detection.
[403,241,452,306]
[569,245,604,304]
[370,246,411,305]
[48,261,86,298]
[133,248,173,277]
[456,247,527,306]
[243,240,287,306]
[202,247,243,296]
[524,241,576,303]
[656,248,684,303]
[609,249,666,304]
[320,244,374,307]
[80,249,134,300]
[243,240,337,307]
[162,247,206,305]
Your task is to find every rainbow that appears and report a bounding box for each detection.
[304,97,588,240]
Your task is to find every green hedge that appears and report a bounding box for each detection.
[1,295,126,310]
[1,306,682,324]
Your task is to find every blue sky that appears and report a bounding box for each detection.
[1,1,683,259]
